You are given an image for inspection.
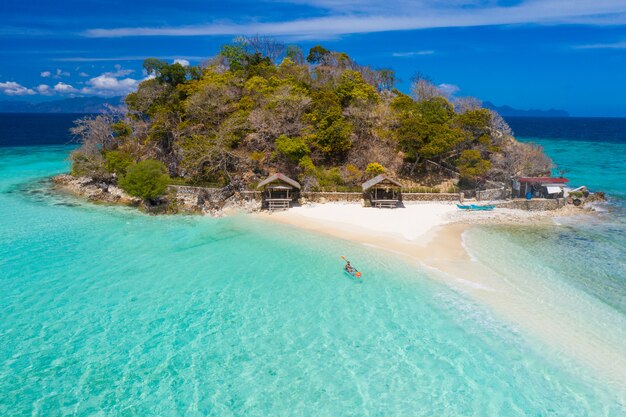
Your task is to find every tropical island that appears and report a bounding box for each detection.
[56,36,569,214]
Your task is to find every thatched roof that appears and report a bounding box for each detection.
[362,174,403,191]
[257,173,301,190]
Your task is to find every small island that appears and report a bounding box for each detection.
[56,37,601,215]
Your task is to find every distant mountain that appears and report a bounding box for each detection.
[0,96,125,113]
[484,101,569,118]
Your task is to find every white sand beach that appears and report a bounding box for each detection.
[259,202,626,390]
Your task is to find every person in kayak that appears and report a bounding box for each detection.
[345,261,354,273]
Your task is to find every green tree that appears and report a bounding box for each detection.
[285,45,305,64]
[307,91,352,155]
[105,150,134,176]
[274,135,310,162]
[457,150,491,181]
[119,160,170,200]
[306,45,331,64]
[142,59,188,86]
[365,162,386,177]
[336,70,379,107]
[417,96,454,124]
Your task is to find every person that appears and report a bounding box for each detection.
[344,261,353,273]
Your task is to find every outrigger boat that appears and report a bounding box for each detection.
[457,204,496,211]
[341,256,362,280]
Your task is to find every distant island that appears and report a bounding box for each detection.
[0,96,124,114]
[483,101,569,118]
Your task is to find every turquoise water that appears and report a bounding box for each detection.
[1,146,624,415]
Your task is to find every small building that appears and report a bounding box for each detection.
[362,174,403,208]
[512,177,569,199]
[257,173,301,211]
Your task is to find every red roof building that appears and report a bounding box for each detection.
[518,177,569,184]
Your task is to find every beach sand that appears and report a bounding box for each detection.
[258,202,626,391]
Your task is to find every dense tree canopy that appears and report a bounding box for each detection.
[70,38,552,191]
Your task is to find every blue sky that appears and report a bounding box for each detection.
[1,0,626,116]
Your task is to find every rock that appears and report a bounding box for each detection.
[52,174,141,206]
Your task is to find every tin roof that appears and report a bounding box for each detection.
[362,174,403,191]
[518,177,569,184]
[257,173,301,190]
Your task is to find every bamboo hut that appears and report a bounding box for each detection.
[257,173,301,211]
[362,175,402,208]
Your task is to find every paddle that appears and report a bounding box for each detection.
[341,256,362,277]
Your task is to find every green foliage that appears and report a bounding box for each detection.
[119,160,170,200]
[70,150,106,179]
[306,45,331,64]
[104,150,134,176]
[307,91,352,155]
[250,151,265,163]
[391,94,465,160]
[143,58,189,86]
[274,135,310,162]
[345,164,362,184]
[336,70,379,107]
[111,121,131,137]
[417,97,454,124]
[317,167,344,187]
[456,109,491,135]
[365,162,386,176]
[298,155,318,177]
[457,150,491,181]
[285,45,304,64]
[220,42,249,71]
[91,40,546,193]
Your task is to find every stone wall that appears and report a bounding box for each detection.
[302,191,363,203]
[475,187,509,201]
[169,185,465,207]
[496,198,566,211]
[402,192,463,202]
[168,185,261,213]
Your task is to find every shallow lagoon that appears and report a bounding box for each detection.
[1,145,624,416]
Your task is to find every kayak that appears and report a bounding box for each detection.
[344,268,362,278]
[341,255,362,280]
[457,204,495,211]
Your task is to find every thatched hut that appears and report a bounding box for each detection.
[257,173,301,210]
[362,175,402,208]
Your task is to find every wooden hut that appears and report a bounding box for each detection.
[512,177,569,199]
[257,173,301,211]
[362,174,402,208]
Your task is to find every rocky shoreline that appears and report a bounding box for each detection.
[52,174,261,216]
[52,174,604,219]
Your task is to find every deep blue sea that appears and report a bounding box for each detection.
[1,114,624,416]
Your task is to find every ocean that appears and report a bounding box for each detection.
[0,114,624,416]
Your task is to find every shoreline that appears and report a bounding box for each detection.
[258,202,626,392]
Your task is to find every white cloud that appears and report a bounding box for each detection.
[82,1,626,39]
[438,83,460,97]
[173,58,190,66]
[574,40,626,49]
[36,84,53,96]
[79,72,89,77]
[392,50,434,57]
[81,74,140,96]
[54,82,78,93]
[52,68,70,79]
[40,71,51,78]
[54,55,206,62]
[0,81,36,96]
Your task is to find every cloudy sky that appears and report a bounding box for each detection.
[1,0,626,116]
